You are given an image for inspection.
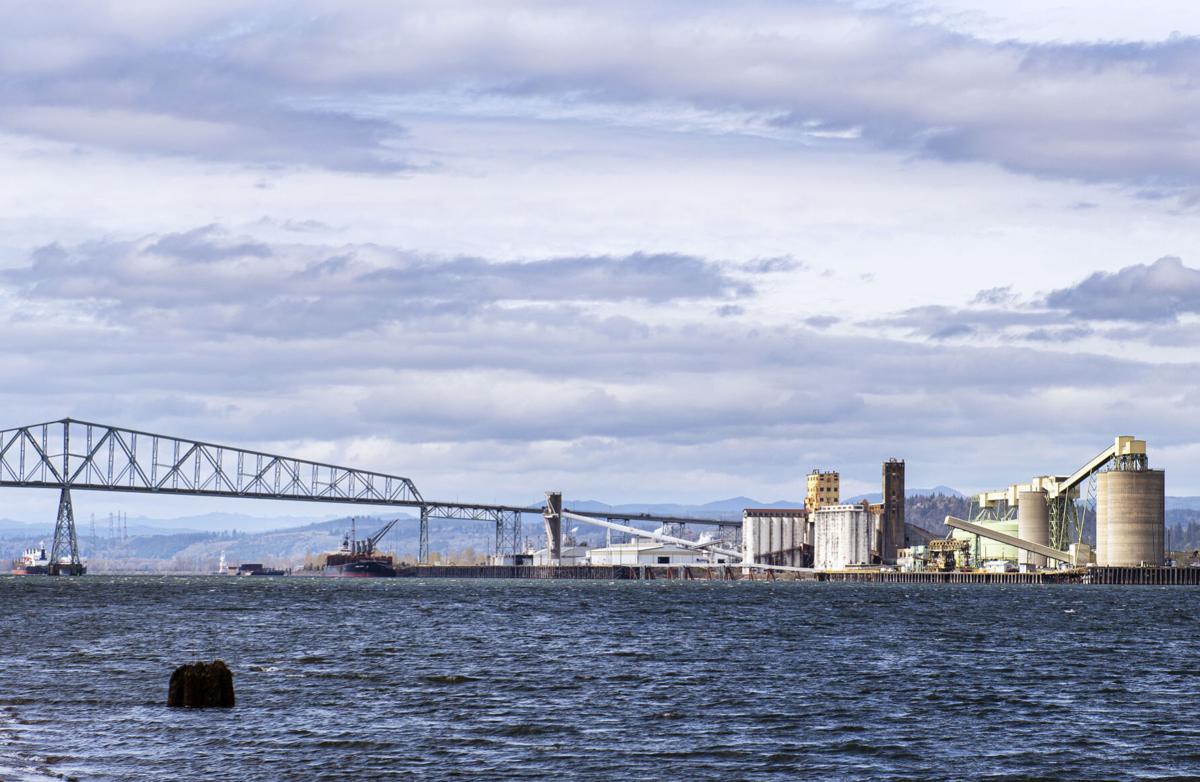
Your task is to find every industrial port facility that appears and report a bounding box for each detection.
[734,436,1172,582]
[0,418,1184,585]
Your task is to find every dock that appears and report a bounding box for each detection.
[389,565,1200,585]
[819,569,1081,584]
[395,565,753,580]
[817,567,1200,585]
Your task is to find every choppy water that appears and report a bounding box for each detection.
[2,577,1200,780]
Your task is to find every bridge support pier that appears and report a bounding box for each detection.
[418,506,430,564]
[543,492,562,565]
[49,485,82,576]
[494,511,523,561]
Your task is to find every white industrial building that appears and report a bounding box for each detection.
[586,541,717,566]
[742,508,809,567]
[529,545,590,566]
[812,504,875,570]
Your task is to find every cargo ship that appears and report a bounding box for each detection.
[11,543,51,575]
[322,518,399,578]
[11,543,86,575]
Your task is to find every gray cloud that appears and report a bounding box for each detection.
[873,304,1057,341]
[0,59,412,172]
[147,226,272,262]
[1,3,1199,185]
[7,228,753,338]
[803,315,839,330]
[1043,256,1200,322]
[1023,325,1095,342]
[971,286,1016,306]
[0,285,1185,447]
[882,257,1200,342]
[3,226,1199,502]
[928,323,976,341]
[741,257,805,274]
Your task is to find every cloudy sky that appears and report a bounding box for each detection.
[2,0,1199,519]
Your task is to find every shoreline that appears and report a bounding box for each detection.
[16,565,1197,585]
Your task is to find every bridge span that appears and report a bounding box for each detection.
[0,418,739,572]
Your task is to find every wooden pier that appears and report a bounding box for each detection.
[395,565,639,579]
[820,567,1200,585]
[396,564,754,580]
[819,570,1080,584]
[1083,566,1200,585]
[388,564,1200,585]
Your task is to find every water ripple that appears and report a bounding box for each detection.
[0,578,1198,780]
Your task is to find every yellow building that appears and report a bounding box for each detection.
[806,470,840,511]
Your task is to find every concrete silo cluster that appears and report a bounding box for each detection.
[741,460,910,570]
[944,436,1166,571]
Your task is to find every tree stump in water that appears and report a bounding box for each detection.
[167,660,235,708]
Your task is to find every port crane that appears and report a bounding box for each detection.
[343,516,403,557]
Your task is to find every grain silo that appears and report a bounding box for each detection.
[1097,469,1165,567]
[812,504,873,570]
[1017,490,1050,569]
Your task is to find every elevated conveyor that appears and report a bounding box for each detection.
[977,436,1146,506]
[944,516,1072,564]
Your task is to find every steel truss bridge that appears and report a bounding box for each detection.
[0,419,739,572]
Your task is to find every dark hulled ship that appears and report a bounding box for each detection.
[322,518,399,578]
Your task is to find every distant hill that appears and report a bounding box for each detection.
[0,510,339,537]
[561,488,967,519]
[845,486,966,503]
[904,494,972,535]
[6,489,1200,569]
[558,498,751,519]
[0,512,500,572]
[119,511,337,533]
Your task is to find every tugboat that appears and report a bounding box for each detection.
[11,542,86,576]
[323,517,400,578]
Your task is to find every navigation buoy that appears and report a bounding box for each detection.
[167,660,235,708]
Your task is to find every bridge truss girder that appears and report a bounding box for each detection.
[0,419,424,506]
[418,502,529,564]
[0,418,738,573]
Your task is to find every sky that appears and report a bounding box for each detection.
[2,0,1200,521]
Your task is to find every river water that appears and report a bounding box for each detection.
[1,576,1199,781]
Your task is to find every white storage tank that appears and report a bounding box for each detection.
[1017,490,1050,569]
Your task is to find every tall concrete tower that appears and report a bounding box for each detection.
[881,459,905,564]
[543,491,563,565]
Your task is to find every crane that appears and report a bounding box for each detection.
[343,516,403,557]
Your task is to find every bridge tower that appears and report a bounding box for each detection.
[49,424,82,575]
